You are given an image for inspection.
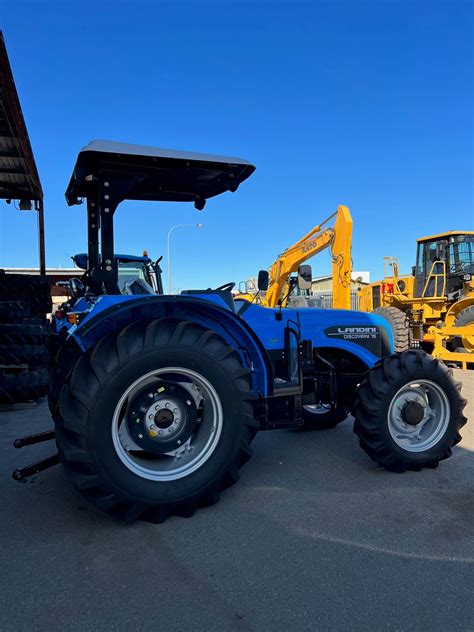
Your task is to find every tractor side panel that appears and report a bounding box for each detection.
[254,304,396,365]
[240,303,392,369]
[68,295,273,396]
[298,309,393,366]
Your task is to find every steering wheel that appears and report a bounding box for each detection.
[451,262,465,274]
[215,282,236,292]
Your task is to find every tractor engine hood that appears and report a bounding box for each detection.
[65,140,255,209]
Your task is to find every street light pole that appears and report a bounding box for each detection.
[167,223,203,294]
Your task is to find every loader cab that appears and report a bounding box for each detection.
[414,232,474,299]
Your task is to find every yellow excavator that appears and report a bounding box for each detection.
[237,205,353,309]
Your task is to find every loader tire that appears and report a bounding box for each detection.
[54,318,259,523]
[373,306,410,352]
[0,323,49,345]
[353,350,467,472]
[452,306,474,354]
[302,404,348,430]
[0,367,49,404]
[0,344,50,367]
[0,301,30,322]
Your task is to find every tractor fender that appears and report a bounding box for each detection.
[445,297,474,327]
[69,295,273,396]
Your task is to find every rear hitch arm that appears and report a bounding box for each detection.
[12,429,59,481]
[14,430,55,449]
[12,454,60,481]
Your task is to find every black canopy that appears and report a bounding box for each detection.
[66,140,255,208]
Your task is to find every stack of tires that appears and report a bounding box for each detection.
[0,273,52,405]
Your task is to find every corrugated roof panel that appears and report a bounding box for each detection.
[0,31,42,203]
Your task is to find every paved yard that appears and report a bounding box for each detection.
[0,370,473,631]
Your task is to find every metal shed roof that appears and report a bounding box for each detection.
[0,31,43,205]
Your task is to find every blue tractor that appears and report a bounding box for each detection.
[51,251,163,333]
[14,140,467,523]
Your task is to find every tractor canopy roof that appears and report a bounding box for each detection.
[73,252,151,270]
[417,230,474,243]
[65,140,255,208]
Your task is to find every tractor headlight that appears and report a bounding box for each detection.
[463,273,472,282]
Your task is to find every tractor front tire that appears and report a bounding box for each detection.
[54,319,259,523]
[353,350,467,472]
[373,306,410,352]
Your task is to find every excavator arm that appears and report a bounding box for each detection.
[262,205,353,308]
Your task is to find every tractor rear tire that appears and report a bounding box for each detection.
[452,305,474,354]
[0,368,49,404]
[302,404,348,430]
[54,318,259,523]
[353,350,467,472]
[47,337,83,421]
[373,306,410,352]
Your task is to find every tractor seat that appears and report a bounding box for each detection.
[124,278,156,295]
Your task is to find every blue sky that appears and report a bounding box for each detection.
[0,1,472,290]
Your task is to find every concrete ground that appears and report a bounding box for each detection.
[0,370,473,632]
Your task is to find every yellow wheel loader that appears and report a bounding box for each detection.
[236,205,353,310]
[358,231,474,368]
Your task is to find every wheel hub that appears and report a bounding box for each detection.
[155,408,174,428]
[401,400,425,426]
[127,382,197,454]
[388,379,450,452]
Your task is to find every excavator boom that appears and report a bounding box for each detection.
[262,205,353,308]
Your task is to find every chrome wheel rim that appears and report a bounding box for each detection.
[112,367,223,481]
[388,379,450,452]
[303,404,332,415]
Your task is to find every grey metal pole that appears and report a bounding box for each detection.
[166,223,203,294]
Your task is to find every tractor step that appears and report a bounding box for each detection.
[12,453,60,481]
